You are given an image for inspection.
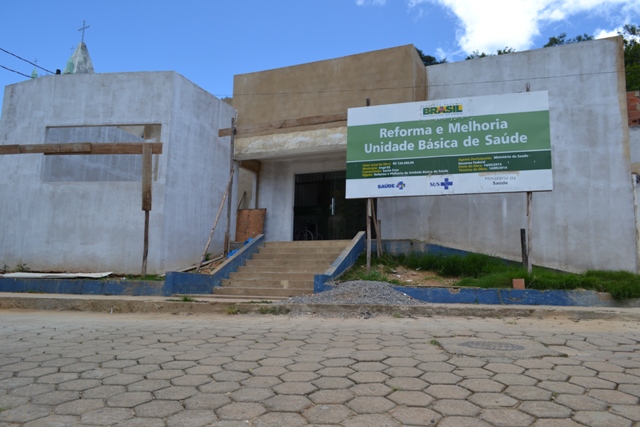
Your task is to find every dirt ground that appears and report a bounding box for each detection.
[367,265,459,287]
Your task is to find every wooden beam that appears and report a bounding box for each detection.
[142,144,153,211]
[218,112,347,138]
[0,145,20,155]
[0,142,163,156]
[218,128,234,137]
[82,143,163,155]
[0,143,92,155]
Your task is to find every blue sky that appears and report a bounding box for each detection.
[1,0,639,100]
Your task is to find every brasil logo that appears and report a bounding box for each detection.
[422,104,463,115]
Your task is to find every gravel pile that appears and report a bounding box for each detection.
[278,280,425,305]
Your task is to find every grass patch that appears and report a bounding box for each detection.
[123,274,164,281]
[225,305,240,315]
[340,253,640,300]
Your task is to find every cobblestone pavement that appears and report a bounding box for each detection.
[0,310,639,427]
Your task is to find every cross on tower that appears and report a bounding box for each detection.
[78,20,90,43]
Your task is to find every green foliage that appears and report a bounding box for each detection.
[621,24,640,91]
[180,296,195,302]
[124,274,164,281]
[225,305,240,315]
[543,32,594,47]
[466,47,515,60]
[341,251,640,301]
[15,263,30,272]
[458,264,640,301]
[402,252,506,278]
[415,47,447,66]
[544,26,639,90]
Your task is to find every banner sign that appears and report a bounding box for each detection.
[346,91,552,198]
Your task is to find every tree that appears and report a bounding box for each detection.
[465,47,515,60]
[544,27,639,90]
[415,48,447,66]
[621,25,640,91]
[543,32,593,47]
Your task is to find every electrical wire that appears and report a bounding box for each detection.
[0,47,54,74]
[0,64,31,79]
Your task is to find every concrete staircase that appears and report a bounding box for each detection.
[212,240,350,299]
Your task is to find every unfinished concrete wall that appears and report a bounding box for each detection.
[0,72,235,274]
[233,45,426,159]
[380,37,635,273]
[160,75,237,272]
[234,46,427,242]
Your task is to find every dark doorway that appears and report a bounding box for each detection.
[293,171,366,240]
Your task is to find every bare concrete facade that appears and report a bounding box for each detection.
[0,72,236,274]
[233,39,637,273]
[232,45,427,240]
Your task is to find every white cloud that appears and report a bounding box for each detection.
[408,0,639,54]
[595,28,620,39]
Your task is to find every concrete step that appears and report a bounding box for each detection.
[221,278,313,289]
[213,287,311,297]
[237,264,324,274]
[244,259,332,270]
[259,246,345,255]
[228,272,315,281]
[265,240,350,249]
[211,240,349,299]
[251,252,337,261]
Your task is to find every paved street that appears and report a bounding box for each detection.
[0,310,639,427]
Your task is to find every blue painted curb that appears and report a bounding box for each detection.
[0,277,165,296]
[165,234,265,295]
[314,232,366,293]
[0,235,267,297]
[316,282,621,307]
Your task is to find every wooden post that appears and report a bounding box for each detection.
[223,118,236,256]
[142,211,150,277]
[524,82,533,275]
[370,200,383,257]
[197,168,235,272]
[141,144,153,276]
[526,191,533,274]
[520,228,528,270]
[366,198,372,273]
[364,97,373,271]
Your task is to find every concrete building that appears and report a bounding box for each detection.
[1,37,634,276]
[232,38,637,273]
[0,71,236,274]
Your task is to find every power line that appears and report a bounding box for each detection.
[0,64,31,79]
[0,47,54,74]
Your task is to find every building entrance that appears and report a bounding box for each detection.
[293,171,366,240]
